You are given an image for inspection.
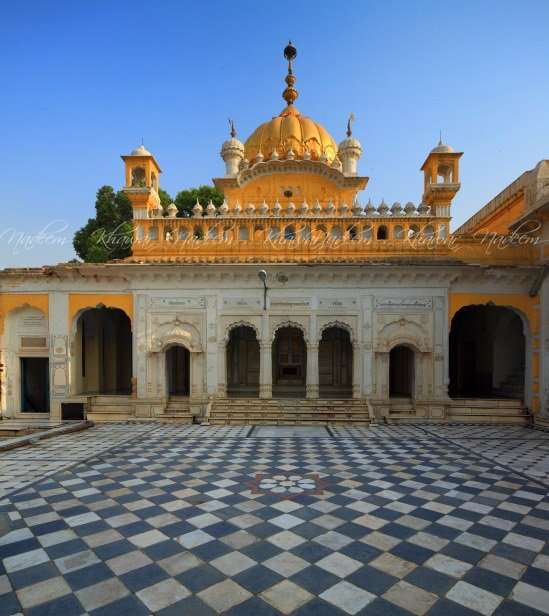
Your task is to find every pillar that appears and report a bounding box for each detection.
[217,341,227,397]
[49,292,69,420]
[352,342,361,399]
[190,352,204,398]
[259,342,272,398]
[306,343,319,399]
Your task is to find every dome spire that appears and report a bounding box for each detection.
[282,40,298,106]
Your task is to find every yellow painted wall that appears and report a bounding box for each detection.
[449,292,539,333]
[68,293,133,328]
[468,193,525,235]
[223,172,359,207]
[0,293,49,335]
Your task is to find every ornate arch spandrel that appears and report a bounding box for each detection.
[151,318,203,353]
[68,294,133,331]
[270,319,309,344]
[318,320,356,344]
[223,320,261,344]
[375,316,430,353]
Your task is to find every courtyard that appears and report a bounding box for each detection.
[0,423,548,616]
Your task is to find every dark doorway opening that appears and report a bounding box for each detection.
[319,326,353,398]
[76,307,132,395]
[21,357,49,412]
[449,305,525,399]
[227,326,260,397]
[389,346,414,398]
[272,327,306,398]
[166,345,190,396]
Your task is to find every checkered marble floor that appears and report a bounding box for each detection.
[1,423,548,615]
[0,423,158,499]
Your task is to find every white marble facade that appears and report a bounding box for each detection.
[0,262,545,420]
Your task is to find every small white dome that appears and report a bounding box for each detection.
[338,137,361,151]
[221,137,244,152]
[131,144,152,156]
[431,142,454,154]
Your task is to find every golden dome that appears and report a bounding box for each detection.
[244,105,338,164]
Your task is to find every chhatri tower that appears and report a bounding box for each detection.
[1,43,548,427]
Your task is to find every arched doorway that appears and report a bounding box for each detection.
[166,345,190,396]
[319,326,353,398]
[272,326,306,398]
[74,307,132,395]
[390,345,415,398]
[449,305,525,399]
[226,326,260,397]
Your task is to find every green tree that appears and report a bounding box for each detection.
[73,184,225,262]
[175,185,223,217]
[158,188,173,210]
[73,186,134,262]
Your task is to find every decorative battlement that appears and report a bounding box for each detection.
[137,198,437,220]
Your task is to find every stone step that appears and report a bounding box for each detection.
[88,404,134,414]
[451,398,522,408]
[448,407,528,416]
[88,396,133,405]
[445,415,529,425]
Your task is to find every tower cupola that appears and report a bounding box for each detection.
[220,119,244,177]
[338,113,362,176]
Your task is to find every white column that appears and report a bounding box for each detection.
[352,342,361,398]
[206,296,218,395]
[49,292,69,420]
[536,276,549,418]
[306,343,319,399]
[135,294,148,399]
[217,341,227,397]
[190,352,204,398]
[259,342,272,398]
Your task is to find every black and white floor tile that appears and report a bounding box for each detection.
[0,422,548,615]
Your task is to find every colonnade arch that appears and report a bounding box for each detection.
[72,307,132,395]
[226,325,260,397]
[449,305,526,399]
[272,326,307,398]
[319,325,353,398]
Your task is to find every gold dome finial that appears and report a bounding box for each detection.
[282,40,298,106]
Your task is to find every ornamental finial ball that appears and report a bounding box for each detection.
[284,41,297,62]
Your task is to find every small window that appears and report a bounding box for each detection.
[363,225,372,241]
[393,225,404,240]
[135,225,144,241]
[238,226,249,240]
[331,226,342,240]
[148,226,158,240]
[316,225,328,238]
[179,227,189,240]
[284,225,296,240]
[131,166,146,187]
[193,226,204,240]
[408,225,420,239]
[377,225,388,240]
[424,225,435,239]
[207,226,218,240]
[269,226,280,240]
[348,225,358,240]
[439,224,447,239]
[301,225,311,241]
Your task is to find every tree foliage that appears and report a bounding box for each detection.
[73,186,134,262]
[175,185,223,218]
[73,184,223,262]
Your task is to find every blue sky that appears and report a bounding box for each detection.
[1,0,548,267]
